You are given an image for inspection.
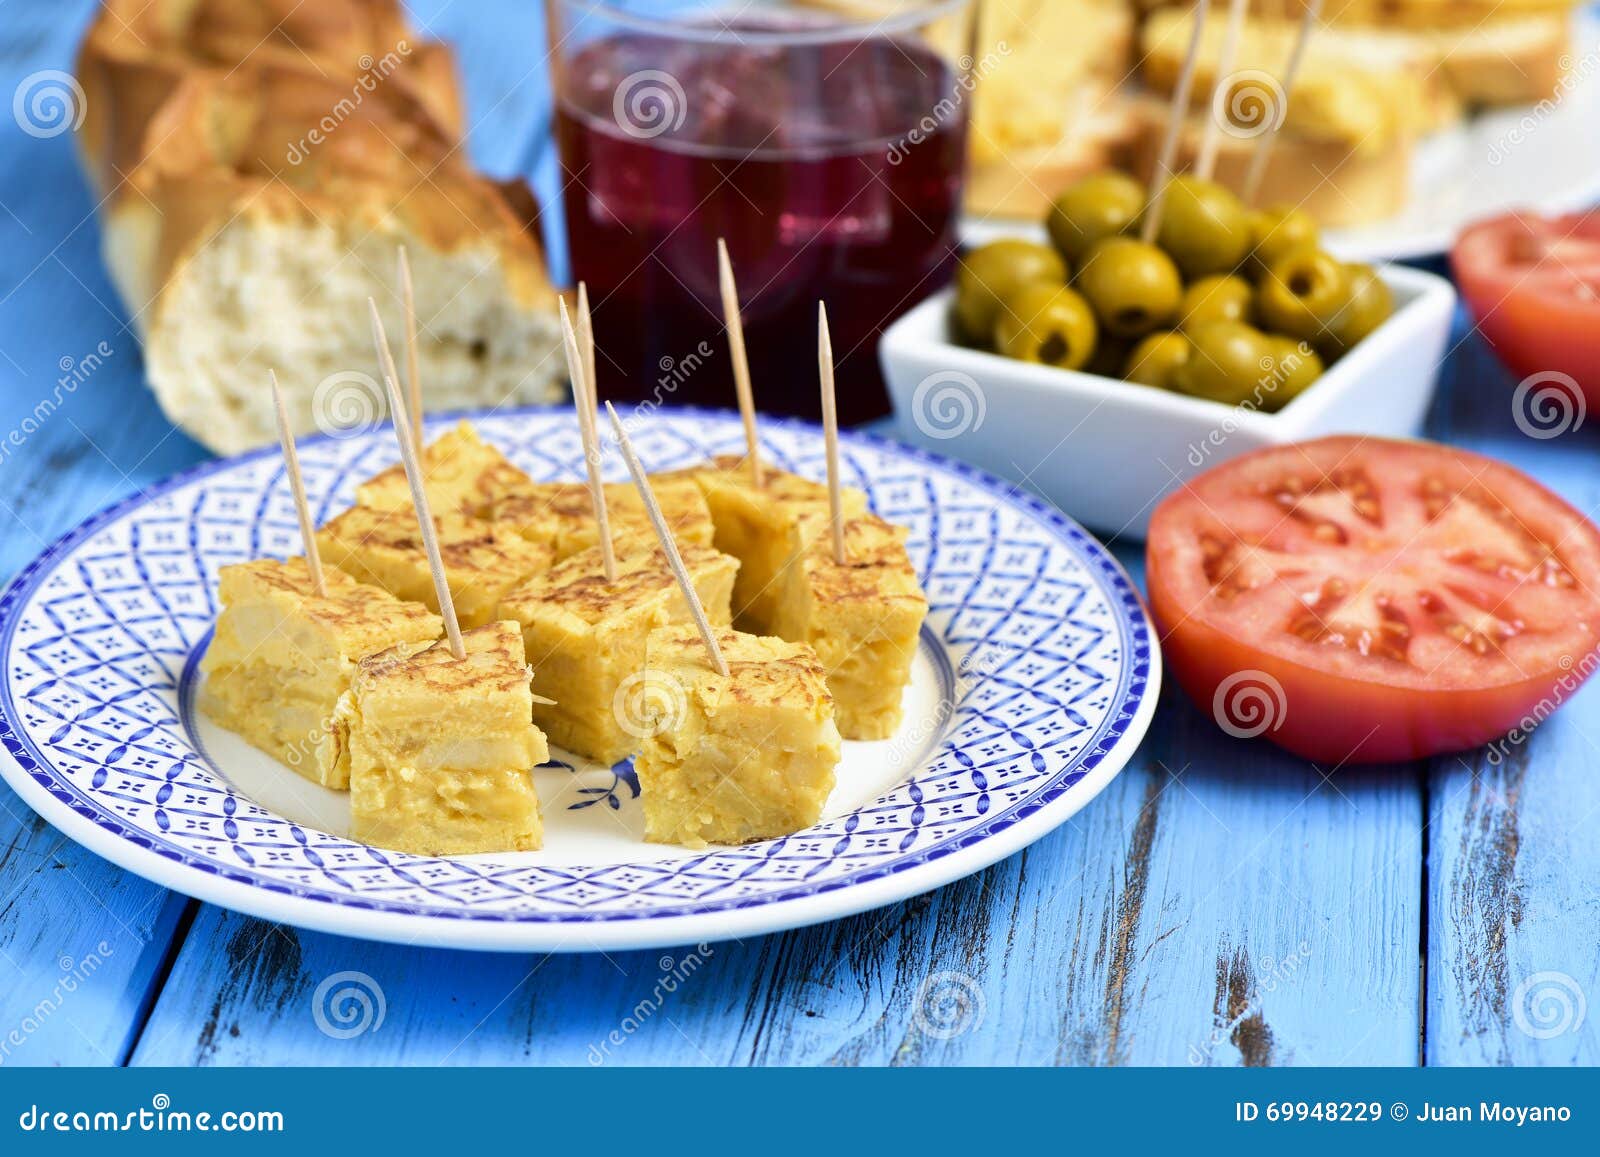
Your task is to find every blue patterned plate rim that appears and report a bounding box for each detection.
[0,405,1161,952]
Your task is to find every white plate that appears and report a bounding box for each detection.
[962,11,1600,263]
[0,408,1159,952]
[880,265,1456,537]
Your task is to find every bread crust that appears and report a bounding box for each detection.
[76,0,462,195]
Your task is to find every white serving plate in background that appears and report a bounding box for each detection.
[879,264,1456,538]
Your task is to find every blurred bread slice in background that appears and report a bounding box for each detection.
[1128,96,1412,227]
[1140,7,1458,140]
[1150,1,1576,108]
[76,0,462,194]
[803,0,1142,220]
[101,65,563,455]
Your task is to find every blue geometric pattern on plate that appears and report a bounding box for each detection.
[0,408,1151,925]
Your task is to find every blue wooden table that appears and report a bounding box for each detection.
[0,1,1596,1068]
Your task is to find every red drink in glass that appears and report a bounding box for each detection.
[551,3,972,425]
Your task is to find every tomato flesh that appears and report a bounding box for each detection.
[1452,210,1600,411]
[1147,436,1600,763]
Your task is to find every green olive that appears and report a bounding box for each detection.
[1170,321,1278,406]
[993,283,1098,370]
[1178,274,1255,332]
[1074,237,1183,339]
[1256,247,1353,344]
[1320,263,1394,356]
[1152,175,1253,279]
[1255,336,1324,411]
[1046,172,1146,263]
[1123,331,1192,391]
[953,240,1067,344]
[1247,204,1319,278]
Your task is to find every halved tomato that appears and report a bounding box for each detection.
[1146,436,1600,764]
[1452,209,1600,412]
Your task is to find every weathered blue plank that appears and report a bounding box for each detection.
[0,0,202,1069]
[1424,325,1600,1066]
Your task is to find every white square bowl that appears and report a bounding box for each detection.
[879,263,1456,538]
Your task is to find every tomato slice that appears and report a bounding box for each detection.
[1146,436,1600,763]
[1452,210,1600,411]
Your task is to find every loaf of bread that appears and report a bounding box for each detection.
[100,64,563,455]
[76,0,564,455]
[76,0,462,194]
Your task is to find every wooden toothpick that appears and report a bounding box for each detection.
[559,297,616,582]
[817,303,846,567]
[605,400,729,678]
[369,297,416,456]
[1194,0,1248,182]
[1142,0,1211,244]
[397,246,423,450]
[576,280,597,406]
[1242,0,1321,205]
[370,298,465,660]
[268,369,326,597]
[716,238,763,489]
